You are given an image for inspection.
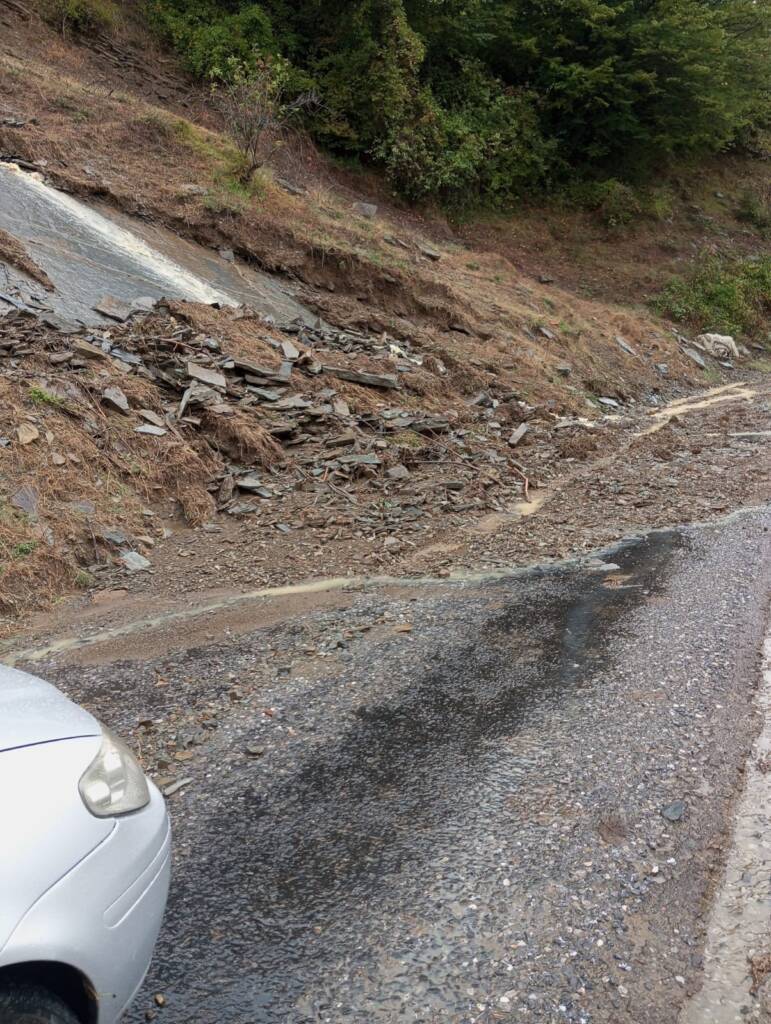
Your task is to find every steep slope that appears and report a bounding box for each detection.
[0,0,769,631]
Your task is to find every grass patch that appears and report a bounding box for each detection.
[28,386,64,408]
[654,255,771,337]
[173,118,241,172]
[203,189,247,216]
[170,116,272,204]
[11,541,38,558]
[749,357,771,372]
[392,430,425,450]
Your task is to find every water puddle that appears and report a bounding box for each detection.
[679,635,771,1024]
[0,162,315,325]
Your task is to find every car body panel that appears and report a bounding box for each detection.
[0,664,99,752]
[0,665,171,1023]
[0,736,111,952]
[0,785,171,1023]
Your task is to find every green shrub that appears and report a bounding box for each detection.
[562,179,643,228]
[12,541,38,558]
[641,188,676,223]
[654,255,771,337]
[43,0,118,34]
[735,189,771,231]
[28,385,64,407]
[375,62,553,206]
[147,1,276,80]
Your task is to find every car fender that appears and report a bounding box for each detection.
[0,736,113,956]
[2,787,170,1024]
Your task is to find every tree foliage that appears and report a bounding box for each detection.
[148,0,771,205]
[211,56,317,182]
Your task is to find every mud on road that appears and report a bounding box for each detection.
[19,507,771,1024]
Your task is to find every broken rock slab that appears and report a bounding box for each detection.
[661,800,685,823]
[615,335,637,357]
[93,295,136,322]
[352,201,378,219]
[275,178,306,197]
[110,347,143,367]
[135,424,168,437]
[236,475,273,498]
[232,357,291,384]
[102,386,130,415]
[11,484,38,519]
[187,362,227,389]
[138,409,166,427]
[323,365,398,389]
[508,423,529,447]
[120,550,151,572]
[16,422,39,445]
[73,338,107,360]
[683,347,707,369]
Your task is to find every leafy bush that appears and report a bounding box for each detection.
[211,56,317,183]
[147,1,275,79]
[736,189,771,231]
[44,0,118,34]
[655,256,771,337]
[379,90,552,205]
[562,180,643,228]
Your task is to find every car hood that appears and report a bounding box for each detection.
[0,663,100,752]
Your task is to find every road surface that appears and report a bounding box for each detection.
[24,508,771,1024]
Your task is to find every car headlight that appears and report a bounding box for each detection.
[79,728,150,817]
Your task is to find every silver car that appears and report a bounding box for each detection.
[0,664,170,1024]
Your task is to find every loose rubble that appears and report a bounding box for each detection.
[0,279,764,627]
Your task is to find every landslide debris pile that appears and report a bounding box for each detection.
[0,298,560,619]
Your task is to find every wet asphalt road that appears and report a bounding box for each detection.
[39,509,771,1024]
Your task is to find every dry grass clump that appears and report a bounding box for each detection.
[174,480,215,526]
[0,442,136,630]
[556,430,600,460]
[201,407,284,467]
[403,366,457,402]
[749,951,771,996]
[0,537,78,627]
[110,371,164,409]
[173,303,286,365]
[144,438,216,526]
[0,229,53,290]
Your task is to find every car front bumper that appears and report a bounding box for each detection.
[2,784,170,1024]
